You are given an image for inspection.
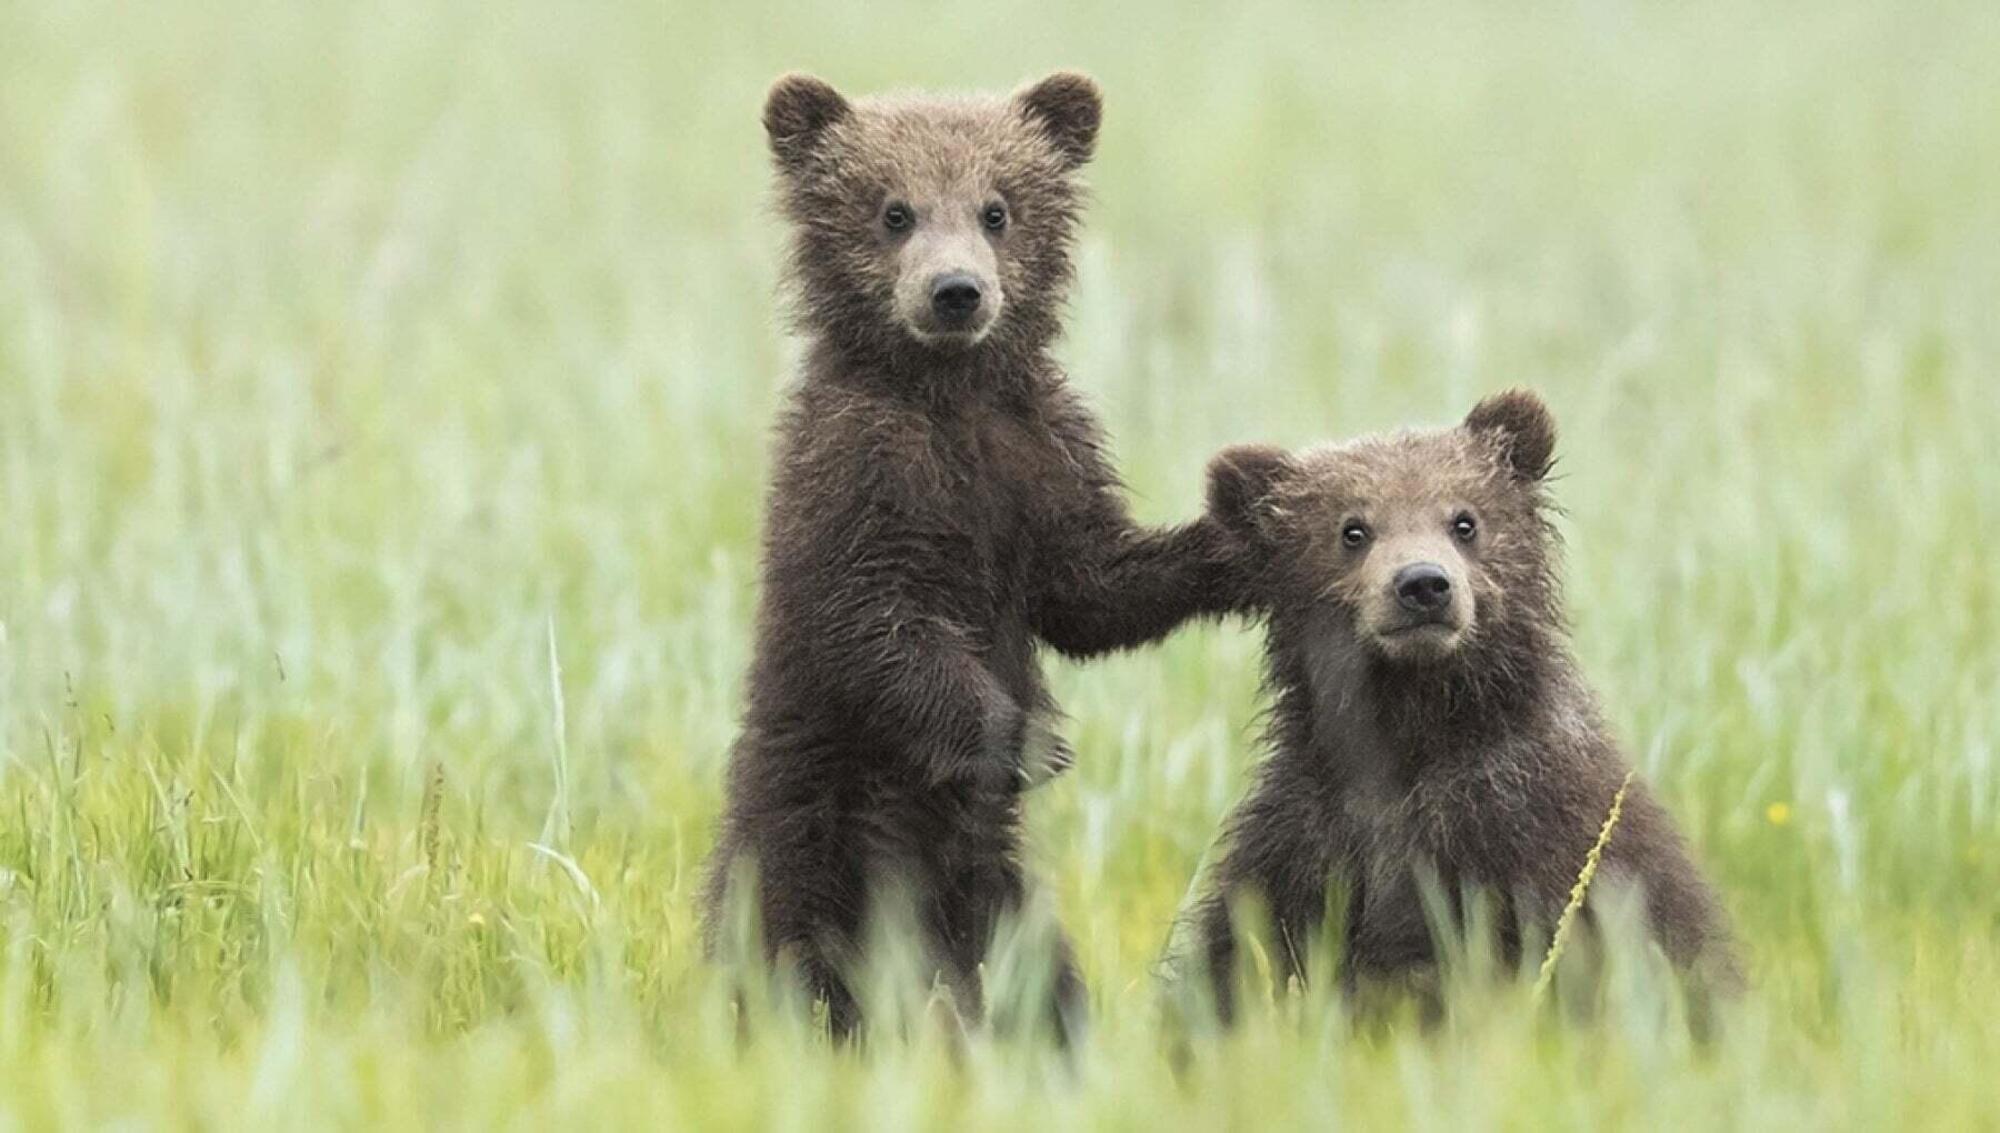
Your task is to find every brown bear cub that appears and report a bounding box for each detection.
[703,73,1237,1039]
[1186,390,1739,1020]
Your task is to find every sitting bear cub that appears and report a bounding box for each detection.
[1185,390,1739,1019]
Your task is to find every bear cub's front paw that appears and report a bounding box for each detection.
[1017,711,1075,790]
[924,684,1026,794]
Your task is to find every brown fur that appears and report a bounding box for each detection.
[1185,390,1740,1020]
[703,73,1238,1039]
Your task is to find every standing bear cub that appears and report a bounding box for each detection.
[703,73,1236,1038]
[1185,390,1739,1019]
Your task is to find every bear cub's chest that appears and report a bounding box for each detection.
[932,405,1057,559]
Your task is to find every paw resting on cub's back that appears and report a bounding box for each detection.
[1203,443,1294,606]
[1204,444,1292,541]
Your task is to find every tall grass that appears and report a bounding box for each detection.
[1,0,1997,1126]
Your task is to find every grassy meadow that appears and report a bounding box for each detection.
[2,0,1998,1127]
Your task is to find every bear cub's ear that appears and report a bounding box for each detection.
[1464,388,1557,482]
[1014,72,1102,170]
[1206,444,1293,541]
[764,73,851,169]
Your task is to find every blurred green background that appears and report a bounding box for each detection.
[1,1,1996,1127]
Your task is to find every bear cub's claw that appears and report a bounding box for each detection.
[1018,712,1076,790]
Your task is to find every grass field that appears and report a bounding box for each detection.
[3,1,1998,1127]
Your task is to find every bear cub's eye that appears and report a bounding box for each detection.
[1452,513,1478,542]
[883,203,915,233]
[1341,521,1370,548]
[981,202,1008,232]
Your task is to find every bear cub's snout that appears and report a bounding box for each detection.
[1392,561,1453,614]
[930,272,985,324]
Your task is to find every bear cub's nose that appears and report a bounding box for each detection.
[1394,563,1453,613]
[930,273,984,323]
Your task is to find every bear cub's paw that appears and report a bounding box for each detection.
[1018,710,1076,790]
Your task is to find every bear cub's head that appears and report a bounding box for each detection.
[762,72,1100,355]
[1208,390,1561,666]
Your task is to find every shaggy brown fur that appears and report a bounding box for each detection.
[703,72,1238,1039]
[1184,390,1740,1020]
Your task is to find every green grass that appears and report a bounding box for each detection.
[3,0,1998,1127]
